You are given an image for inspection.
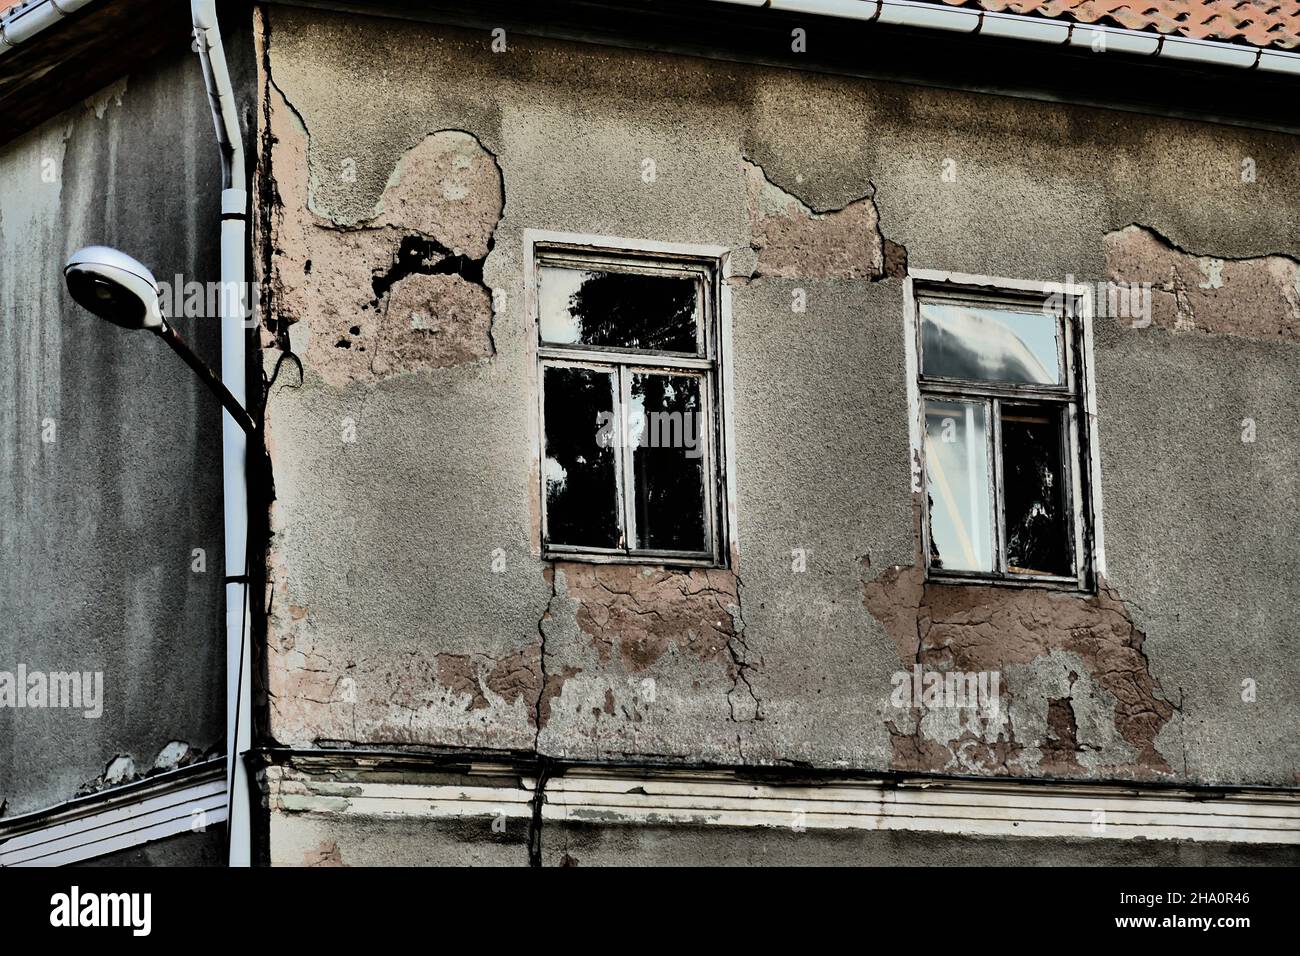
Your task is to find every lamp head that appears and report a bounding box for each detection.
[64,246,164,331]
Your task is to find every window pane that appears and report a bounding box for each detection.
[1001,405,1072,576]
[543,366,620,548]
[920,301,1061,385]
[629,373,707,552]
[539,266,700,353]
[924,399,993,573]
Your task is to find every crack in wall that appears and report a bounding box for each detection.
[533,567,580,745]
[724,570,763,724]
[548,562,763,727]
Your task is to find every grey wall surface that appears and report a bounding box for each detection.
[0,48,227,818]
[256,4,1299,867]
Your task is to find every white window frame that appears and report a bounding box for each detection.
[525,231,736,568]
[903,269,1105,591]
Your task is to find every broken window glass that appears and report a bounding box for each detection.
[1000,405,1071,576]
[630,373,706,551]
[537,250,722,563]
[542,366,621,549]
[920,301,1061,385]
[924,398,993,573]
[539,266,700,353]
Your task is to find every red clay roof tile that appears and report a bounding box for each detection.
[932,1,1300,50]
[2,0,1296,52]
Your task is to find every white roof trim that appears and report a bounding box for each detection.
[711,0,1300,74]
[0,757,227,867]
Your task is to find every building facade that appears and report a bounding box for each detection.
[2,0,1299,866]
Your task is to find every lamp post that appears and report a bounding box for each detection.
[64,246,255,435]
[64,243,256,866]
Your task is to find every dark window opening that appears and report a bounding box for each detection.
[542,366,621,549]
[536,249,723,564]
[631,373,706,552]
[1000,405,1071,577]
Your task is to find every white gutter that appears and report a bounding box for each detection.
[191,0,252,868]
[716,0,1300,75]
[0,0,94,54]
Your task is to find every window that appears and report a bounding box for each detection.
[532,240,727,565]
[908,276,1096,588]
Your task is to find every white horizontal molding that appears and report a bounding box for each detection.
[266,762,1300,846]
[0,757,227,867]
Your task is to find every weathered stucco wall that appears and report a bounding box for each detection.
[0,48,228,825]
[256,4,1299,822]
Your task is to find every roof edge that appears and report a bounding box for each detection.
[717,0,1300,74]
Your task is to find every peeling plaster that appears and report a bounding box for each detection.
[85,77,127,120]
[74,741,207,797]
[261,81,504,386]
[864,564,1177,779]
[1105,225,1300,341]
[550,562,763,724]
[743,158,886,280]
[432,642,577,732]
[303,841,346,866]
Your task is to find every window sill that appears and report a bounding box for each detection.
[925,569,1093,594]
[543,548,724,571]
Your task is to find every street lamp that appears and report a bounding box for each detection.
[63,245,256,435]
[64,242,259,866]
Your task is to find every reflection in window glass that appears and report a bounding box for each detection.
[543,366,620,548]
[921,302,1060,385]
[924,399,993,573]
[539,266,699,353]
[1001,406,1071,576]
[630,373,706,551]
